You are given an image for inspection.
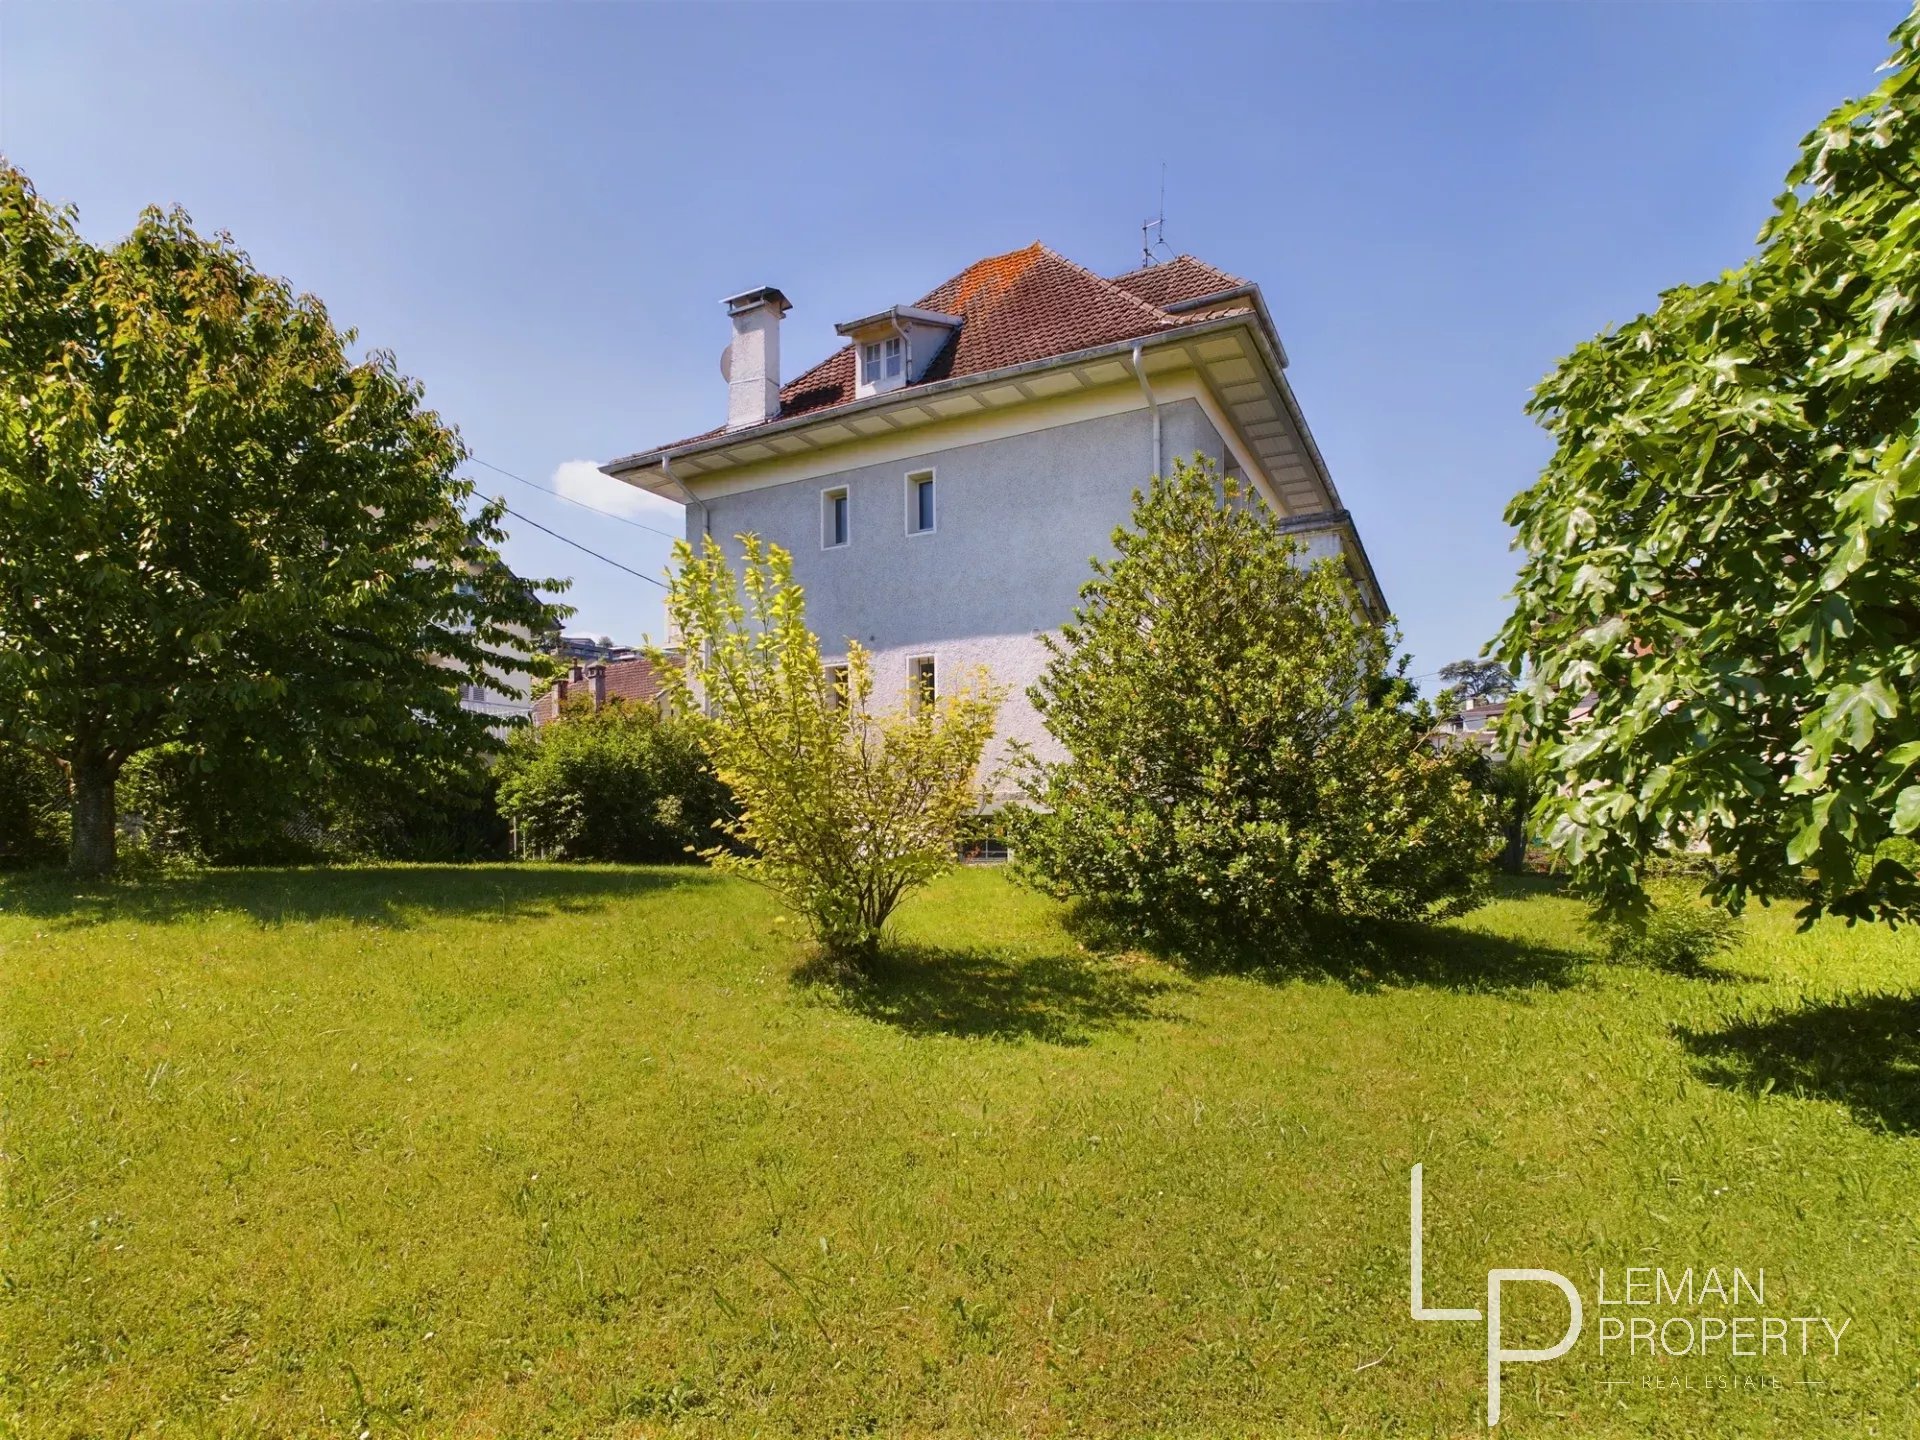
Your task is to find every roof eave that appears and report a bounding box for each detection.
[832,305,962,337]
[601,306,1386,618]
[1160,284,1290,369]
[602,323,1219,481]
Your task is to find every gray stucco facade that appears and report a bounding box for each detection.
[689,398,1234,780]
[608,264,1385,796]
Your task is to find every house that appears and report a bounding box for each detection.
[1436,706,1505,760]
[603,243,1387,778]
[449,567,542,732]
[548,633,640,666]
[1427,695,1597,756]
[530,653,671,727]
[456,671,536,729]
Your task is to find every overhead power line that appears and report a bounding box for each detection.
[499,503,666,589]
[469,455,683,542]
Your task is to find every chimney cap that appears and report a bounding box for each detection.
[723,286,791,317]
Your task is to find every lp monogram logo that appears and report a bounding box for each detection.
[1409,1164,1584,1426]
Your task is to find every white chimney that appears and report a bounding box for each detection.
[722,286,790,431]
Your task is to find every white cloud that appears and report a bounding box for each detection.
[549,458,686,531]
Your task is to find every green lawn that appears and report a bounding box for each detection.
[4,866,1918,1437]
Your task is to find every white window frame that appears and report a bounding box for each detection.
[905,467,936,536]
[908,653,936,712]
[860,342,881,386]
[883,335,904,380]
[822,485,850,549]
[823,661,850,710]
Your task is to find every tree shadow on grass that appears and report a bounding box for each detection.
[798,943,1185,1046]
[1062,902,1585,997]
[0,863,713,931]
[1677,991,1920,1136]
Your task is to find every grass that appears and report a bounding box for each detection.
[3,865,1918,1437]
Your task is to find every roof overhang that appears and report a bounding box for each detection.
[603,305,1388,618]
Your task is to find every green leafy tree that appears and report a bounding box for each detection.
[1497,12,1920,923]
[1437,658,1517,707]
[496,695,731,863]
[1013,457,1493,955]
[0,163,561,874]
[657,535,1002,967]
[0,743,66,869]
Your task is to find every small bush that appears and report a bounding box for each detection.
[119,745,510,865]
[1592,895,1742,974]
[0,745,67,869]
[658,535,1001,966]
[496,697,730,863]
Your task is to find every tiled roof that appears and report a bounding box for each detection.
[647,244,1249,453]
[531,655,673,726]
[1109,255,1246,309]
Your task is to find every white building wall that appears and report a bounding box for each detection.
[688,400,1230,787]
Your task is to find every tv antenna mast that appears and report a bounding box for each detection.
[1140,163,1172,267]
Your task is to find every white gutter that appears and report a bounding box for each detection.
[662,454,706,540]
[1129,340,1161,478]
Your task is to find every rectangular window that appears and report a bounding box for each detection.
[909,654,936,712]
[824,663,849,710]
[822,486,849,548]
[884,336,903,378]
[907,470,935,534]
[861,342,881,384]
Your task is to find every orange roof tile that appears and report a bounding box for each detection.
[644,245,1247,453]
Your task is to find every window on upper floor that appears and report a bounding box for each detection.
[822,486,849,549]
[861,336,904,387]
[907,470,935,535]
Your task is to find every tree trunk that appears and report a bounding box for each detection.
[69,756,119,877]
[1501,795,1531,874]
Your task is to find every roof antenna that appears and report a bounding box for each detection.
[1140,162,1171,267]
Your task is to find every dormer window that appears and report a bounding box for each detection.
[861,337,904,387]
[837,305,961,400]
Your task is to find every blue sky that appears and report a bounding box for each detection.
[2,2,1905,685]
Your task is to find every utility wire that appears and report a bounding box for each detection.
[499,503,666,589]
[469,455,683,541]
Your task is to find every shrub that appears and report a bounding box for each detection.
[495,697,728,863]
[1011,456,1495,958]
[0,745,67,870]
[1592,893,1743,974]
[119,742,511,865]
[658,535,1002,967]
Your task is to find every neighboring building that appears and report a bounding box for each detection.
[1428,695,1597,755]
[548,633,641,666]
[1430,700,1512,755]
[456,671,536,729]
[530,654,671,727]
[449,565,544,731]
[602,243,1387,779]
